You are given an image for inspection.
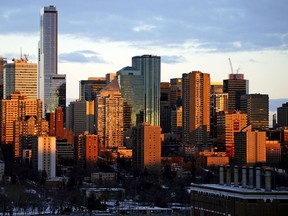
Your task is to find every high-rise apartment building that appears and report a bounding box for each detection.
[132,55,161,126]
[79,77,106,101]
[234,125,266,165]
[38,5,66,115]
[4,58,37,99]
[76,132,98,168]
[277,102,288,128]
[132,123,162,174]
[116,67,144,128]
[0,91,42,144]
[46,107,64,139]
[160,82,171,133]
[223,73,249,111]
[0,58,7,100]
[171,106,182,135]
[67,100,95,136]
[217,111,247,157]
[182,71,210,151]
[32,135,56,178]
[95,79,124,149]
[240,94,269,131]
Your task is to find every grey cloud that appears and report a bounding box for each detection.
[59,50,106,63]
[161,55,186,64]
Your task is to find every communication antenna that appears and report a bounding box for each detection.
[228,58,234,74]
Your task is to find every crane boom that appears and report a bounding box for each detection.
[229,58,234,74]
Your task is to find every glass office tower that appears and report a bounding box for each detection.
[38,5,66,115]
[132,55,161,126]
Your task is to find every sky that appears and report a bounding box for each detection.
[1,0,288,105]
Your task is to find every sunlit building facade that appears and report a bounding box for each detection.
[95,79,124,149]
[132,55,161,126]
[182,71,210,151]
[4,58,37,99]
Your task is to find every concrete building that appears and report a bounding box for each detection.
[0,91,43,144]
[132,55,161,126]
[217,111,248,157]
[234,125,266,165]
[79,77,106,101]
[32,135,56,178]
[266,140,281,165]
[4,58,37,100]
[116,67,144,129]
[241,93,269,131]
[56,140,74,166]
[132,123,162,174]
[95,79,124,149]
[182,71,210,152]
[67,100,94,136]
[38,5,66,115]
[76,132,98,168]
[223,73,249,111]
[46,107,64,139]
[188,167,288,216]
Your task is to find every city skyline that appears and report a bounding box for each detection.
[0,0,288,102]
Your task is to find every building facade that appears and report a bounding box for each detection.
[4,58,37,99]
[95,79,124,149]
[132,55,161,126]
[79,77,106,101]
[0,58,7,100]
[182,71,210,152]
[277,102,288,128]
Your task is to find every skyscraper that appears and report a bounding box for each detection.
[132,55,161,126]
[240,94,269,131]
[38,5,66,115]
[116,66,144,129]
[160,82,171,133]
[79,77,106,101]
[170,78,182,107]
[277,102,288,128]
[182,71,210,151]
[223,73,249,111]
[95,79,124,149]
[4,58,37,99]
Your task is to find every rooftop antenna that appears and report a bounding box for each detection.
[228,58,234,74]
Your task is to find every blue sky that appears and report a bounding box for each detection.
[1,0,288,103]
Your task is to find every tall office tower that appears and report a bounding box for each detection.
[277,102,288,128]
[217,111,247,157]
[223,73,249,111]
[170,78,182,107]
[132,123,162,174]
[160,82,171,133]
[266,140,281,165]
[171,106,182,135]
[116,67,144,128]
[32,135,56,178]
[210,93,228,139]
[76,132,98,168]
[234,125,266,165]
[38,5,66,115]
[132,55,161,126]
[79,77,106,101]
[95,79,124,149]
[67,100,94,136]
[14,116,49,160]
[240,94,269,131]
[182,71,210,152]
[106,73,116,84]
[0,58,7,100]
[4,58,37,99]
[0,91,42,144]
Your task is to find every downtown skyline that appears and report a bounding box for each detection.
[0,0,288,102]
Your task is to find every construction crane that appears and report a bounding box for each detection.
[228,58,234,74]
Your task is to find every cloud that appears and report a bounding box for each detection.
[1,8,21,19]
[59,50,106,63]
[133,24,156,32]
[161,55,186,64]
